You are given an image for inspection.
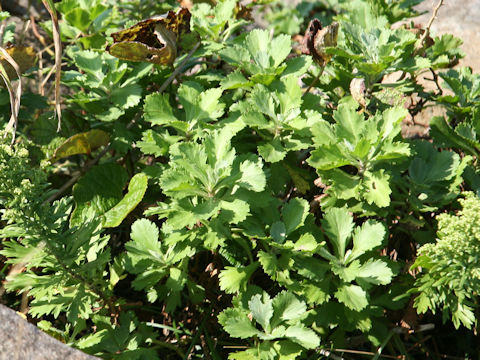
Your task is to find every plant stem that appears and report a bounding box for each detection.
[158,42,201,93]
[303,66,325,97]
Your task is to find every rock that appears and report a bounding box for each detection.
[0,305,98,360]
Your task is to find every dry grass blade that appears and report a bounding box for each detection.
[0,47,22,144]
[42,0,62,131]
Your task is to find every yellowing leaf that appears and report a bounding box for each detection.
[0,45,36,81]
[51,129,110,162]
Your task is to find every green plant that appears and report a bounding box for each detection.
[412,192,480,329]
[1,0,480,358]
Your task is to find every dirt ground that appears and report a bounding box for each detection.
[400,0,480,137]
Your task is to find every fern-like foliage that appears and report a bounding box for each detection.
[413,192,480,328]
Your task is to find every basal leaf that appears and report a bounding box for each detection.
[355,259,393,285]
[111,83,142,109]
[284,325,320,349]
[307,145,350,171]
[271,221,287,243]
[136,130,173,157]
[221,70,253,89]
[219,263,259,294]
[219,308,260,339]
[409,141,461,184]
[335,284,368,311]
[270,34,291,68]
[282,198,309,235]
[258,139,287,163]
[334,103,364,146]
[347,220,385,262]
[362,170,391,207]
[246,29,271,69]
[272,76,302,114]
[321,207,354,259]
[128,218,160,255]
[238,157,266,192]
[144,93,178,126]
[248,293,274,332]
[220,199,250,224]
[271,291,307,325]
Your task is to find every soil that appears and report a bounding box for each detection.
[401,0,480,137]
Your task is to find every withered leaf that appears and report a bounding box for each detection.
[106,8,191,65]
[302,20,339,67]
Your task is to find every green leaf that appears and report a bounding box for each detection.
[271,221,287,243]
[76,329,108,350]
[136,130,174,157]
[284,325,320,349]
[332,260,362,282]
[104,173,148,228]
[307,145,350,171]
[219,308,260,339]
[334,103,365,146]
[321,207,354,259]
[335,284,369,311]
[220,199,250,224]
[64,8,92,32]
[249,293,273,332]
[258,139,287,163]
[129,218,160,254]
[271,76,302,114]
[111,83,142,109]
[271,291,307,325]
[246,29,271,69]
[356,259,393,285]
[362,170,391,207]
[144,93,178,126]
[221,70,253,89]
[178,82,224,123]
[238,157,266,192]
[282,198,309,235]
[219,263,259,294]
[347,220,386,262]
[270,34,291,68]
[71,49,103,76]
[282,56,312,77]
[409,141,461,184]
[70,163,128,227]
[430,116,480,156]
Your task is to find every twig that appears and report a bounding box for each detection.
[303,66,325,97]
[38,51,44,95]
[0,23,5,45]
[429,67,443,95]
[318,349,345,360]
[158,42,201,93]
[414,0,444,55]
[41,0,62,131]
[29,15,55,57]
[0,47,23,144]
[330,348,400,359]
[40,63,57,92]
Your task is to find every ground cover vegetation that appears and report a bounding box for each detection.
[0,0,479,358]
